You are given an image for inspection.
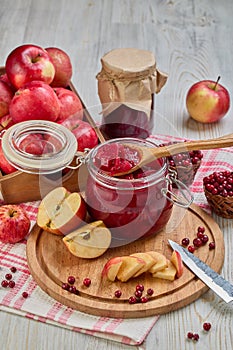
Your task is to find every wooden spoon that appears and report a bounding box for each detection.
[112,133,233,177]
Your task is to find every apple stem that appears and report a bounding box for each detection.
[213,76,221,90]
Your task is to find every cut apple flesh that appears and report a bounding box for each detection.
[152,260,177,281]
[116,256,145,282]
[130,252,156,277]
[37,186,86,235]
[63,221,111,259]
[147,251,168,273]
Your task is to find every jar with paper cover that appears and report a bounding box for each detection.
[96,48,168,139]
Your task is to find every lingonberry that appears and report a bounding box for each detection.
[8,280,15,288]
[135,290,143,298]
[209,242,215,250]
[129,296,137,304]
[181,237,190,246]
[69,285,77,294]
[197,231,204,239]
[192,333,199,341]
[187,332,194,339]
[10,266,17,273]
[135,284,144,292]
[22,291,29,298]
[147,288,154,296]
[197,226,205,233]
[140,296,148,303]
[83,278,91,287]
[203,322,211,331]
[62,282,70,291]
[193,237,202,248]
[114,290,122,298]
[5,273,12,280]
[1,280,9,288]
[67,276,75,285]
[188,245,195,253]
[201,234,209,244]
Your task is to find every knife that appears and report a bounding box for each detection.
[168,239,233,303]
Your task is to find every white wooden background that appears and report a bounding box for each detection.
[1,1,233,349]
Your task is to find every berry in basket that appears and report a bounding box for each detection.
[203,171,233,218]
[159,141,203,187]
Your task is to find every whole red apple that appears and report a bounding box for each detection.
[0,204,31,243]
[5,44,55,90]
[0,73,16,91]
[0,141,16,174]
[45,47,72,87]
[61,119,98,151]
[186,77,230,123]
[0,81,14,118]
[54,87,83,122]
[9,81,60,123]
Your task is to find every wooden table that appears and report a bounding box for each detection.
[1,1,233,349]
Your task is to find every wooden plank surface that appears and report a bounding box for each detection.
[1,1,233,349]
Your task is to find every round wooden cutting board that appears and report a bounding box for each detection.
[26,204,225,318]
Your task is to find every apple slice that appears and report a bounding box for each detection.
[117,256,146,282]
[170,250,184,278]
[152,260,177,281]
[63,220,111,259]
[101,257,123,282]
[130,252,156,277]
[147,251,168,273]
[37,186,86,235]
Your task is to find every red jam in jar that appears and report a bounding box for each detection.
[85,138,173,247]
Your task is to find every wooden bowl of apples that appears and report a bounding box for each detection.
[0,44,104,204]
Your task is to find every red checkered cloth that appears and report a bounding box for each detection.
[0,134,233,346]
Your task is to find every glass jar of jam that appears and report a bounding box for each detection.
[96,48,168,139]
[85,138,193,247]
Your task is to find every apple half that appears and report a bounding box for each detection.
[63,220,111,259]
[37,186,86,235]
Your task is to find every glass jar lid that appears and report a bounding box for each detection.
[1,120,78,174]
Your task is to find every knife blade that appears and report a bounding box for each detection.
[168,239,233,303]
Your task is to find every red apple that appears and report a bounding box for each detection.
[37,186,87,235]
[61,119,98,152]
[45,47,72,87]
[0,204,31,243]
[5,44,55,90]
[0,73,16,91]
[186,77,230,123]
[0,81,14,118]
[0,141,17,174]
[54,87,83,122]
[9,80,60,123]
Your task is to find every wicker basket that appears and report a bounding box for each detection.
[204,188,233,218]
